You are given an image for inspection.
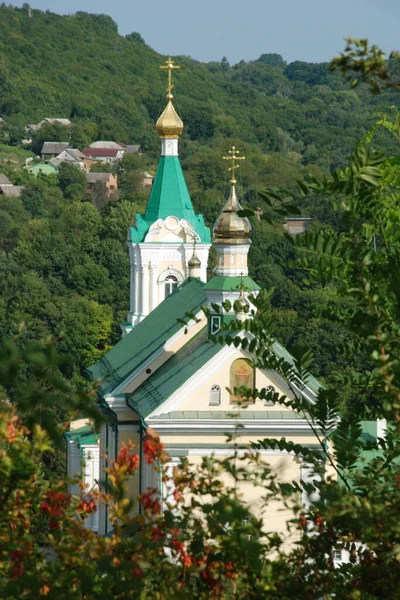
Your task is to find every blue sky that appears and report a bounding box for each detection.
[10,0,400,64]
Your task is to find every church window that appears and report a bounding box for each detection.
[230,358,255,403]
[211,315,221,335]
[165,275,178,297]
[209,385,221,406]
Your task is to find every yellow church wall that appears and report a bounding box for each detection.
[118,427,141,514]
[176,452,300,549]
[177,347,296,414]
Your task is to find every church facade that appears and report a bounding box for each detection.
[67,59,324,541]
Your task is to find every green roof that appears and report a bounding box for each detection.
[87,278,207,397]
[204,276,261,292]
[150,410,304,420]
[271,340,322,396]
[65,425,99,446]
[126,328,222,418]
[129,156,211,243]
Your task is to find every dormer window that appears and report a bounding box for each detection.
[165,275,178,297]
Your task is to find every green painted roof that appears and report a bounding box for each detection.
[65,425,99,446]
[150,410,304,420]
[129,156,211,243]
[126,328,222,418]
[204,276,261,292]
[271,340,322,396]
[87,278,207,397]
[28,162,58,175]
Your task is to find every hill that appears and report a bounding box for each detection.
[0,4,399,172]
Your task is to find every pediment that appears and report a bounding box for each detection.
[144,216,199,243]
[148,343,302,420]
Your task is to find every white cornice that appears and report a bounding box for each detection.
[144,418,317,436]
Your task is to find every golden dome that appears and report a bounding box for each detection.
[156,101,184,138]
[213,185,252,245]
[188,249,201,268]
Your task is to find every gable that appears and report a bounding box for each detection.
[146,342,304,420]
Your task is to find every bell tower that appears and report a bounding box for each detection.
[122,58,211,336]
[204,146,260,335]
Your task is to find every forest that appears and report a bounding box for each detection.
[0,4,398,413]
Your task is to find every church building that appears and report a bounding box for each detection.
[67,59,324,541]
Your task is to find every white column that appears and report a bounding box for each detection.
[129,248,140,320]
[141,264,149,316]
[150,264,158,311]
[67,440,81,497]
[130,264,136,313]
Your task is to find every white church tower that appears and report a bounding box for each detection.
[122,58,211,335]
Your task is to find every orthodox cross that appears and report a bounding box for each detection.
[223,146,245,185]
[160,57,180,100]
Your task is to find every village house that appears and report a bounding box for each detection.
[82,147,124,164]
[41,141,70,159]
[49,148,87,170]
[142,171,154,187]
[27,118,72,133]
[86,172,118,196]
[0,174,13,186]
[27,162,58,177]
[0,184,25,197]
[126,144,142,155]
[284,217,314,235]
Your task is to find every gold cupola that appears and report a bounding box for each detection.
[156,57,184,139]
[213,146,251,245]
[156,101,183,138]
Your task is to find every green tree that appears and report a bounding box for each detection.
[57,162,86,198]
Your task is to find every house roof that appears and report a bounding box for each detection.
[86,173,113,183]
[126,145,141,154]
[87,278,207,397]
[0,185,24,197]
[29,161,58,173]
[41,142,69,155]
[89,141,125,149]
[63,148,86,161]
[129,156,211,243]
[126,328,222,418]
[82,148,121,158]
[44,118,71,126]
[0,174,12,185]
[65,425,98,446]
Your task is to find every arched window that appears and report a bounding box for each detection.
[209,384,221,406]
[165,275,178,297]
[230,358,255,403]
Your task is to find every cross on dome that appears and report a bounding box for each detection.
[160,57,181,100]
[223,146,245,185]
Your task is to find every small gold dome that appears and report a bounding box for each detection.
[188,251,201,268]
[156,101,184,138]
[213,185,251,245]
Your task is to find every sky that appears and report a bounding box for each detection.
[10,0,400,65]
